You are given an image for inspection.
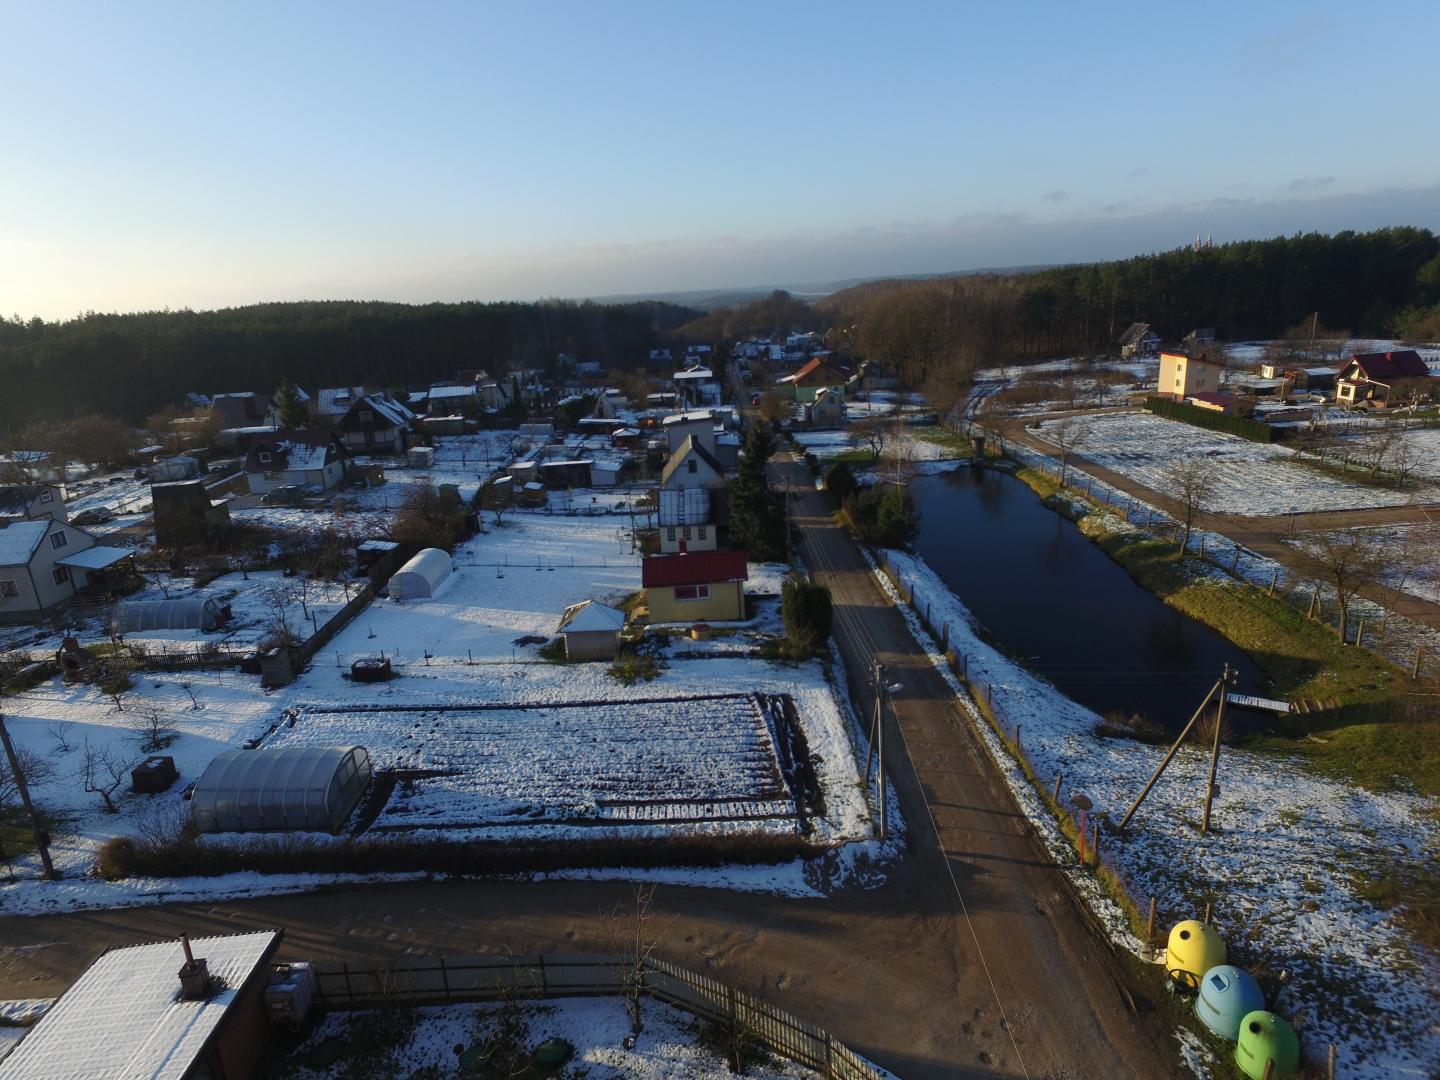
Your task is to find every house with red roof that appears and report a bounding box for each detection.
[641,548,748,623]
[776,358,848,403]
[1335,350,1435,407]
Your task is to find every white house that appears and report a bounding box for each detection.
[659,436,725,491]
[673,364,720,406]
[0,517,119,623]
[244,432,349,494]
[662,411,717,456]
[0,484,66,524]
[657,487,721,553]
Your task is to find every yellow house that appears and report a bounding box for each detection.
[642,549,749,623]
[1158,351,1224,400]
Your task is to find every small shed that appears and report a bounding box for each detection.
[556,600,626,660]
[388,548,452,600]
[112,597,224,635]
[191,746,373,833]
[406,445,436,469]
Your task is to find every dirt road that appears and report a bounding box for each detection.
[0,454,1187,1080]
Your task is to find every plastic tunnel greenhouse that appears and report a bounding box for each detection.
[191,746,373,833]
[388,548,452,599]
[111,598,223,634]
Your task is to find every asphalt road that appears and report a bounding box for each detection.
[0,452,1187,1080]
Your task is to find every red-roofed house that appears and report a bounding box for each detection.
[777,358,848,403]
[641,548,748,623]
[1335,350,1435,407]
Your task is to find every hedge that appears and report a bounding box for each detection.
[1144,396,1280,443]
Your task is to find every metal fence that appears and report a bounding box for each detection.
[308,952,888,1080]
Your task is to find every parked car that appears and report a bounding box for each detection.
[72,507,115,526]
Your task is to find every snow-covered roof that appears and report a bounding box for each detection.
[427,384,478,400]
[316,385,366,416]
[0,521,50,566]
[276,440,331,471]
[673,366,714,380]
[557,599,626,634]
[662,411,714,426]
[0,931,280,1080]
[56,546,132,571]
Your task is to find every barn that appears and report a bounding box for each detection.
[388,548,452,600]
[190,746,373,833]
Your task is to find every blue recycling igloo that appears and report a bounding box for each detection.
[1195,965,1265,1041]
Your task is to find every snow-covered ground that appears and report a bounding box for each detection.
[276,996,835,1080]
[878,545,1440,1078]
[791,429,962,464]
[1033,411,1436,515]
[0,513,884,915]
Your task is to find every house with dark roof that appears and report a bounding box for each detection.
[1118,322,1162,358]
[642,548,749,623]
[209,391,271,430]
[0,484,66,524]
[1335,350,1435,407]
[244,431,349,494]
[660,436,725,491]
[335,394,416,453]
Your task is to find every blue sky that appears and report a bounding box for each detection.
[3,0,1438,317]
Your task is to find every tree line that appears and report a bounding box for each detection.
[0,298,698,429]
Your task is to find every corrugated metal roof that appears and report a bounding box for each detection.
[642,549,748,588]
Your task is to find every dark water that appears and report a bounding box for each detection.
[910,467,1266,734]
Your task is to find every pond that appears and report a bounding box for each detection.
[910,466,1267,735]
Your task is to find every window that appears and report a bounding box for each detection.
[39,489,52,503]
[52,566,69,586]
[682,526,692,540]
[258,451,272,464]
[359,410,374,423]
[697,524,707,540]
[673,584,710,601]
[0,579,17,598]
[50,530,67,549]
[666,527,676,541]
[687,458,697,474]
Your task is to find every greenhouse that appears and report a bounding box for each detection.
[191,746,373,833]
[388,547,451,600]
[111,597,224,634]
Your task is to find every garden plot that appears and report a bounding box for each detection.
[349,430,535,514]
[791,429,961,463]
[278,996,826,1080]
[879,548,1440,1079]
[268,694,797,832]
[228,502,391,538]
[1037,411,1432,515]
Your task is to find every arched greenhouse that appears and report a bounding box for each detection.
[191,746,373,833]
[388,547,452,600]
[111,597,223,634]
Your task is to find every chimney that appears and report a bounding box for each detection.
[177,933,210,1000]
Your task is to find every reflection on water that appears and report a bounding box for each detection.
[910,467,1264,733]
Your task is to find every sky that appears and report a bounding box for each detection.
[3,0,1439,319]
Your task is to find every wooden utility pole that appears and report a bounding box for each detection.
[1201,664,1233,834]
[1119,677,1222,832]
[863,662,889,840]
[0,714,56,880]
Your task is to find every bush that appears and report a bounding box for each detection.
[844,483,920,548]
[391,479,467,551]
[608,652,663,685]
[781,577,833,655]
[97,836,137,880]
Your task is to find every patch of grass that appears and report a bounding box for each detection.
[909,425,971,453]
[607,652,663,685]
[1349,862,1440,957]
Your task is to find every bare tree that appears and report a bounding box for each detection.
[178,681,201,710]
[131,702,177,753]
[607,883,669,1037]
[80,740,136,813]
[46,721,75,754]
[100,655,135,712]
[1046,417,1088,488]
[848,416,890,461]
[1292,531,1391,643]
[1,746,55,814]
[1163,457,1219,552]
[258,580,301,646]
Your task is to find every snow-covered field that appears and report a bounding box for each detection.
[791,429,962,464]
[1035,411,1436,515]
[277,996,829,1080]
[0,513,882,915]
[879,546,1440,1078]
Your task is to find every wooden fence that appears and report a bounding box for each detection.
[308,952,888,1080]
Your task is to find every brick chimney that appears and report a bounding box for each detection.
[177,933,210,1000]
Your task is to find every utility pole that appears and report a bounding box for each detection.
[863,662,901,840]
[0,714,57,880]
[1201,664,1233,834]
[1118,675,1223,832]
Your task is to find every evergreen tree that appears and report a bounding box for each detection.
[727,422,787,562]
[781,576,833,655]
[273,378,309,428]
